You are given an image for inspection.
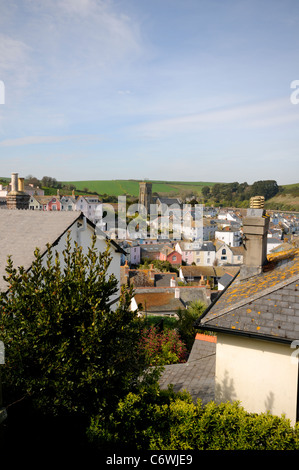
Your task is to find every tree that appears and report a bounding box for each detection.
[41,176,58,188]
[176,300,207,352]
[25,175,41,187]
[250,180,279,200]
[201,186,210,199]
[0,233,156,420]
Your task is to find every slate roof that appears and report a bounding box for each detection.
[159,334,216,404]
[199,242,215,252]
[0,211,82,291]
[134,291,185,313]
[196,249,299,344]
[180,265,239,279]
[120,267,178,288]
[218,272,234,287]
[0,210,124,292]
[134,286,210,314]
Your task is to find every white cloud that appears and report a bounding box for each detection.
[0,134,100,146]
[134,97,299,138]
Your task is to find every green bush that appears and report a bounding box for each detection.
[176,301,207,352]
[87,388,299,450]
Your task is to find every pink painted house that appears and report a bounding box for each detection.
[159,247,182,265]
[47,197,62,211]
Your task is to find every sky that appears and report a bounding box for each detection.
[0,0,299,185]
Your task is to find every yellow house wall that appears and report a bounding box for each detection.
[215,333,298,425]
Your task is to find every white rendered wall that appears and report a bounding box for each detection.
[215,333,298,425]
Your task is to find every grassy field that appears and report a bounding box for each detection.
[2,176,299,210]
[61,179,216,197]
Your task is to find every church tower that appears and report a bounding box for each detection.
[138,181,152,213]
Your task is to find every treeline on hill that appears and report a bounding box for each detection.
[25,175,119,201]
[24,175,285,207]
[201,180,280,206]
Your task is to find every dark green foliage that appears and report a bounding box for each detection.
[205,180,280,206]
[138,259,178,274]
[87,389,299,450]
[250,180,279,200]
[176,300,207,352]
[0,233,155,419]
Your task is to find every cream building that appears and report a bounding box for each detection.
[197,210,299,425]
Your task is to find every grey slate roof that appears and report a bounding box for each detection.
[159,334,216,404]
[197,250,299,344]
[0,210,82,291]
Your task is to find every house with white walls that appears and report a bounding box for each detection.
[196,211,299,425]
[215,241,244,265]
[215,226,242,247]
[75,195,102,224]
[0,211,125,306]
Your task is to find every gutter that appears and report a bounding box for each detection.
[197,323,293,346]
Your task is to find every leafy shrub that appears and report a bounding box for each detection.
[87,389,299,450]
[139,326,187,366]
[176,301,207,352]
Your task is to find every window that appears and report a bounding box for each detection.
[222,248,226,255]
[172,255,177,261]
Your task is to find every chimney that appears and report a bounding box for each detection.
[11,172,18,192]
[18,177,25,192]
[6,172,30,210]
[175,287,180,299]
[124,260,129,277]
[170,276,176,287]
[149,264,155,281]
[240,209,270,280]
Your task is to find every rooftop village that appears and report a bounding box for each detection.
[2,173,299,424]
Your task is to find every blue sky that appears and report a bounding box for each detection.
[0,0,299,184]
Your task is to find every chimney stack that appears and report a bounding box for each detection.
[124,260,129,277]
[148,264,155,281]
[175,287,180,299]
[18,177,25,192]
[6,172,30,210]
[11,172,18,192]
[240,209,270,280]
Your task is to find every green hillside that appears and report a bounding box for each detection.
[61,180,215,197]
[265,183,299,211]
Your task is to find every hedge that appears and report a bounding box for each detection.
[87,387,299,450]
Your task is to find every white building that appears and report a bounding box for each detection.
[0,211,125,306]
[75,196,102,225]
[215,227,242,247]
